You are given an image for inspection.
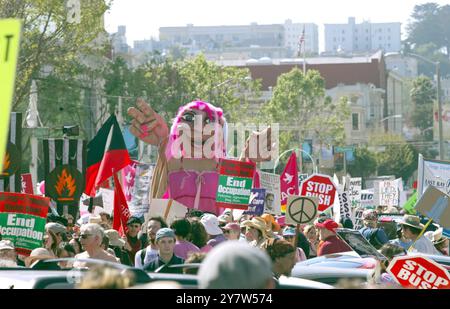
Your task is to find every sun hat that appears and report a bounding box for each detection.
[399,215,424,230]
[241,217,268,238]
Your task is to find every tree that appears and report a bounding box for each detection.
[377,143,418,181]
[0,0,110,111]
[347,147,378,180]
[261,68,350,154]
[410,76,436,141]
[406,3,450,57]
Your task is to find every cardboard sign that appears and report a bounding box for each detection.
[417,154,450,198]
[286,195,318,225]
[379,180,399,207]
[259,171,281,215]
[335,189,353,223]
[147,199,188,225]
[243,188,266,216]
[0,20,21,173]
[335,228,387,260]
[415,186,450,228]
[300,174,337,212]
[403,191,418,215]
[348,177,362,208]
[0,192,50,255]
[387,256,450,289]
[361,189,375,208]
[216,159,255,210]
[20,174,34,195]
[353,207,365,230]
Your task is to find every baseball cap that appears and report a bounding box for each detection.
[201,214,223,236]
[223,223,240,232]
[315,219,339,233]
[155,228,176,242]
[45,222,67,234]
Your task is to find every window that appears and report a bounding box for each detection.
[388,28,391,32]
[366,29,369,33]
[379,28,382,33]
[352,113,360,131]
[342,30,345,34]
[379,36,382,40]
[334,37,336,42]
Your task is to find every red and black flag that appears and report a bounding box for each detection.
[43,138,86,217]
[85,115,131,197]
[0,113,22,193]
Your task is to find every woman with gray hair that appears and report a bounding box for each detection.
[73,224,118,268]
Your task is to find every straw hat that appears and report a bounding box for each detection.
[431,228,448,245]
[241,217,268,238]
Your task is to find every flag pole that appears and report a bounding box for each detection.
[302,25,306,75]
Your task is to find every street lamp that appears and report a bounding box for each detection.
[273,148,318,175]
[380,114,402,133]
[402,52,444,160]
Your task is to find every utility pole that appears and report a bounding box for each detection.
[436,62,444,160]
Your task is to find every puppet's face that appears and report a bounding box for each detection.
[175,108,224,159]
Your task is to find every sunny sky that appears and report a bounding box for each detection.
[104,0,450,52]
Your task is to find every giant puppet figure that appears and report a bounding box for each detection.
[127,98,273,215]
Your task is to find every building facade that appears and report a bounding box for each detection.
[283,20,319,56]
[324,17,401,54]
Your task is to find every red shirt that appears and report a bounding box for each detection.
[317,235,352,256]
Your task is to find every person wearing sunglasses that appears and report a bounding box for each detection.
[222,223,241,241]
[73,223,118,268]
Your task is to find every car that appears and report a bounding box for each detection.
[297,251,377,269]
[291,265,372,286]
[0,259,334,289]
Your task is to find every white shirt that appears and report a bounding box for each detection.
[410,236,441,255]
[134,246,158,269]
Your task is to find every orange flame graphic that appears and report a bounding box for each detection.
[1,152,10,175]
[55,169,76,197]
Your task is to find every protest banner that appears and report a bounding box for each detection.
[361,189,375,208]
[280,152,298,214]
[216,159,255,210]
[334,189,353,223]
[259,171,282,215]
[348,177,362,208]
[286,195,318,225]
[387,255,450,289]
[43,138,86,218]
[415,186,450,228]
[402,191,418,215]
[0,192,50,255]
[353,207,365,230]
[417,154,450,198]
[0,20,21,174]
[147,199,188,225]
[336,228,386,261]
[20,174,34,195]
[379,180,399,207]
[243,188,266,216]
[121,161,137,202]
[300,174,337,212]
[129,163,154,217]
[0,113,22,193]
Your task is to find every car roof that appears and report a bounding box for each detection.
[292,265,372,280]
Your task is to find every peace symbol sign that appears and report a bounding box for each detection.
[287,196,318,224]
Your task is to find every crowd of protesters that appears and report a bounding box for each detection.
[0,202,449,289]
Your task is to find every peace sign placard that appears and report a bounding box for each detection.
[286,195,319,225]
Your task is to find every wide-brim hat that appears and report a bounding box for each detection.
[432,228,448,245]
[400,215,424,230]
[241,217,268,238]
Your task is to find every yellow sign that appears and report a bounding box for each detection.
[0,19,21,172]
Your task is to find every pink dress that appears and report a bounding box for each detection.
[168,170,219,214]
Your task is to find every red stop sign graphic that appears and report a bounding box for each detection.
[387,256,450,289]
[300,174,337,212]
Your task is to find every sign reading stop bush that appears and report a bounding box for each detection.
[300,174,337,212]
[387,256,450,289]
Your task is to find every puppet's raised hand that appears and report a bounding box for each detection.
[127,98,169,147]
[241,126,276,163]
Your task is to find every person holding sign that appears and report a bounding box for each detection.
[400,215,441,255]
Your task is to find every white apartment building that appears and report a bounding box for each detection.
[283,20,319,55]
[325,17,401,54]
[385,53,419,78]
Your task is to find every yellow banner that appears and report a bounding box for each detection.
[0,19,21,172]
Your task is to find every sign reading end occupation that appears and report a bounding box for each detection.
[387,255,450,289]
[216,159,255,210]
[286,195,318,225]
[300,174,337,212]
[0,192,50,255]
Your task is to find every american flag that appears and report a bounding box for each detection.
[297,27,306,57]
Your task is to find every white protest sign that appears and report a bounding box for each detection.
[130,163,154,217]
[286,195,318,225]
[361,189,374,208]
[417,154,450,198]
[349,177,362,208]
[147,199,188,225]
[99,188,114,215]
[260,171,282,215]
[379,180,399,207]
[353,207,365,230]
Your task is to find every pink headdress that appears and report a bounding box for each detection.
[165,101,228,161]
